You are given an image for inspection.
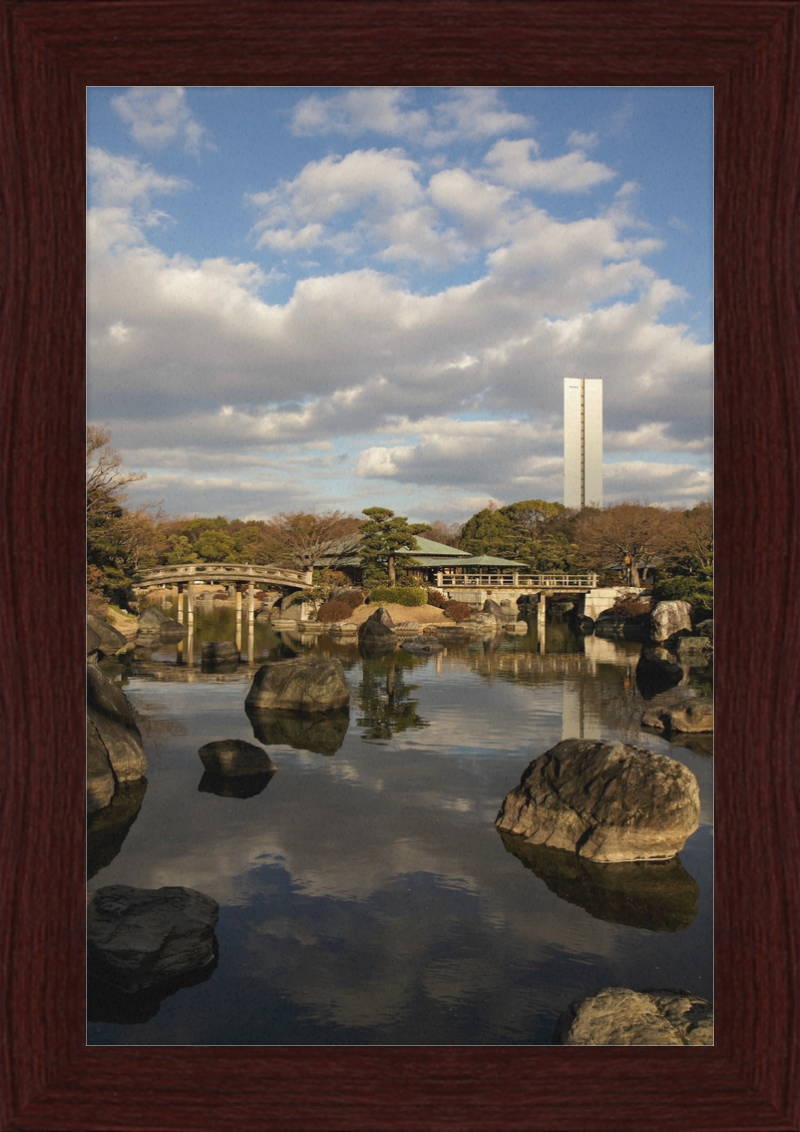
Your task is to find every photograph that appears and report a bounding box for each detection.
[85,84,714,1047]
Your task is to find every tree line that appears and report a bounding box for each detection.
[87,426,712,614]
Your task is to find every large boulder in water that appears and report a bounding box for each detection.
[495,738,699,863]
[87,885,219,993]
[137,606,187,640]
[87,614,129,657]
[642,697,713,734]
[87,779,148,879]
[649,600,692,642]
[553,986,713,1046]
[245,657,350,712]
[198,739,277,776]
[87,663,147,793]
[358,607,398,657]
[87,721,116,813]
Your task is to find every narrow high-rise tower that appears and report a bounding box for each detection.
[564,378,603,509]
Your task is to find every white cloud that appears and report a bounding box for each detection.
[290,86,529,146]
[111,86,215,156]
[484,138,616,192]
[567,129,598,149]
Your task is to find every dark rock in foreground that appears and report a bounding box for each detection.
[245,657,351,711]
[498,831,698,932]
[553,986,713,1045]
[247,705,350,756]
[642,697,713,734]
[198,738,277,776]
[495,738,699,862]
[87,885,219,993]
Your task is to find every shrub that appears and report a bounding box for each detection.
[425,588,448,608]
[607,595,652,618]
[317,600,354,623]
[368,586,428,607]
[653,571,714,615]
[333,587,366,610]
[443,600,473,622]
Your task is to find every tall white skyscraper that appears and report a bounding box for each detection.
[564,378,603,509]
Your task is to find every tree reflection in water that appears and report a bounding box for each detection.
[356,652,431,742]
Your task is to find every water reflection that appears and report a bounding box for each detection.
[356,653,430,741]
[198,770,276,798]
[87,939,219,1025]
[246,705,350,756]
[499,832,699,932]
[87,778,148,879]
[88,605,712,1045]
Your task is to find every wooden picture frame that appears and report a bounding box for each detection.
[1,2,798,1128]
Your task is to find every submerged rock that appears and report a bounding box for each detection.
[198,738,277,776]
[642,697,713,734]
[201,640,240,668]
[198,771,275,798]
[245,657,351,712]
[553,986,713,1046]
[495,738,699,863]
[87,884,219,993]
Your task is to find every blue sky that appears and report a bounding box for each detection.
[87,86,712,525]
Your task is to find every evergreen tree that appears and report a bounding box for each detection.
[359,507,430,585]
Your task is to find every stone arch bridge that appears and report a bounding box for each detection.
[132,562,313,599]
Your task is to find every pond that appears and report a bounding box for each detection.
[87,607,713,1046]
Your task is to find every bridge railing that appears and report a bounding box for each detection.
[437,572,598,589]
[132,562,313,588]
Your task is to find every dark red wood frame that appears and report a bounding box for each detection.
[1,2,798,1129]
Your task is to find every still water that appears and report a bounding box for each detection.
[87,608,713,1046]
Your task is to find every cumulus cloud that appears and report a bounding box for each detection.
[483,138,616,192]
[290,86,529,146]
[88,86,712,522]
[111,86,215,156]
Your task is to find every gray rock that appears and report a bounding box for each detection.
[198,739,277,776]
[642,698,713,734]
[87,720,116,813]
[696,619,713,639]
[87,614,129,656]
[137,606,187,640]
[87,663,147,786]
[553,986,713,1045]
[358,607,398,656]
[674,635,713,659]
[495,738,699,863]
[483,598,505,621]
[245,657,351,711]
[87,885,219,992]
[649,600,693,642]
[401,637,445,654]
